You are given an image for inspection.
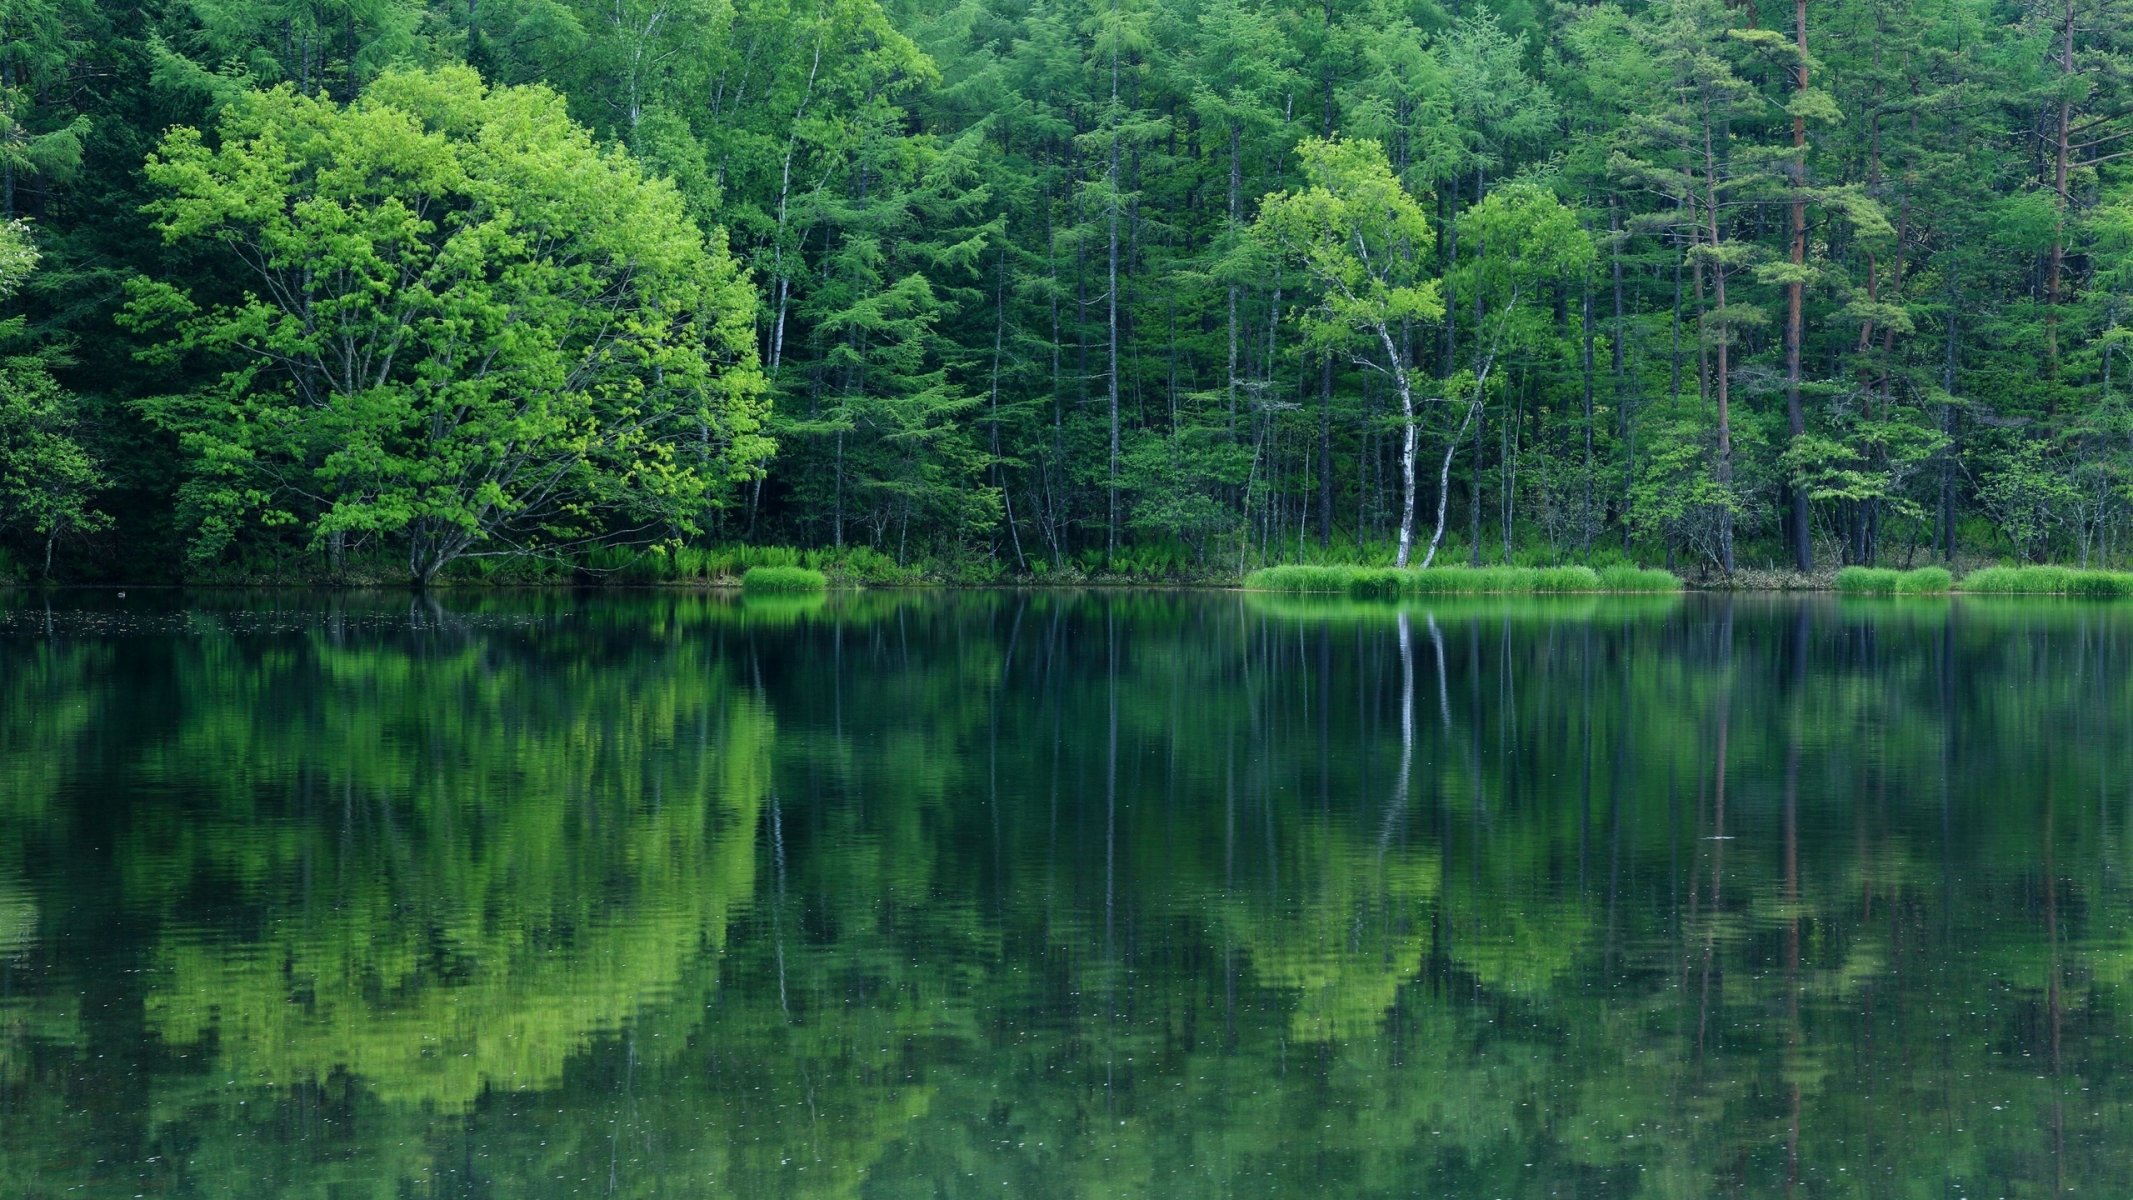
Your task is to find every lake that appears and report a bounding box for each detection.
[2,588,2129,1197]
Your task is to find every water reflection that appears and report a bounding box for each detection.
[2,589,2130,1196]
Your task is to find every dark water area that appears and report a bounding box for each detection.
[2,588,2130,1198]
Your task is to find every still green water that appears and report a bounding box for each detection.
[2,589,2130,1198]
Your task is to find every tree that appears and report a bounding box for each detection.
[123,66,772,583]
[1611,0,1781,575]
[1449,182,1597,562]
[0,218,106,576]
[1255,136,1443,567]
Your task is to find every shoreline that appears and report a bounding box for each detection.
[6,580,2129,596]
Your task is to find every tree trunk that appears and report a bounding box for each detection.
[1940,290,1960,562]
[1386,328,1421,568]
[1421,402,1480,569]
[1106,39,1123,564]
[2045,0,2074,397]
[1228,121,1242,436]
[1319,354,1333,549]
[1785,0,1813,571]
[1469,407,1484,566]
[1581,269,1596,556]
[1702,110,1736,576]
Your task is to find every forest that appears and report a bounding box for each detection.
[2,0,2131,583]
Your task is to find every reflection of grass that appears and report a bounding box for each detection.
[1243,565,1371,593]
[1243,563,1681,596]
[737,593,828,625]
[740,565,829,593]
[1960,565,2133,596]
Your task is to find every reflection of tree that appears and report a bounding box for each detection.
[128,629,772,1111]
[4,593,2133,1195]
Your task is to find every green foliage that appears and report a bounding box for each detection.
[0,220,108,575]
[740,564,830,593]
[1255,137,1443,357]
[15,0,2133,582]
[124,66,771,583]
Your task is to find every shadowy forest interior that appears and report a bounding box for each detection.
[3,0,2133,581]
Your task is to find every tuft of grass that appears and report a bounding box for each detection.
[1596,564,1684,592]
[740,565,829,593]
[2064,570,2133,597]
[1404,565,1602,593]
[1893,566,1953,594]
[1955,565,2133,595]
[1249,563,1678,595]
[1245,566,1680,596]
[1835,566,1901,594]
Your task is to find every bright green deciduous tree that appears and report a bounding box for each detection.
[124,65,773,583]
[1255,136,1443,568]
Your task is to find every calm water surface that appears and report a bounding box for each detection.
[2,589,2130,1197]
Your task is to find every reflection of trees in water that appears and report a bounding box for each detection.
[123,632,771,1110]
[2,594,2133,1195]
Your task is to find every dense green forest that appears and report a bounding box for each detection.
[2,0,2131,582]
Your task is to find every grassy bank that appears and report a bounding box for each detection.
[1958,565,2133,596]
[1243,564,1683,596]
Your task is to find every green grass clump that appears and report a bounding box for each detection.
[1957,565,2133,595]
[2065,570,2133,597]
[1404,565,1602,593]
[1596,565,1683,592]
[1893,566,1953,594]
[1347,568,1406,597]
[1835,566,1901,594]
[740,565,829,593]
[1961,565,2071,594]
[1252,562,1677,595]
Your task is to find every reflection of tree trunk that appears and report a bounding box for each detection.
[1784,0,1813,572]
[769,790,790,1019]
[2045,793,2065,1196]
[1697,618,1731,1062]
[1380,612,1416,852]
[1784,738,1801,1198]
